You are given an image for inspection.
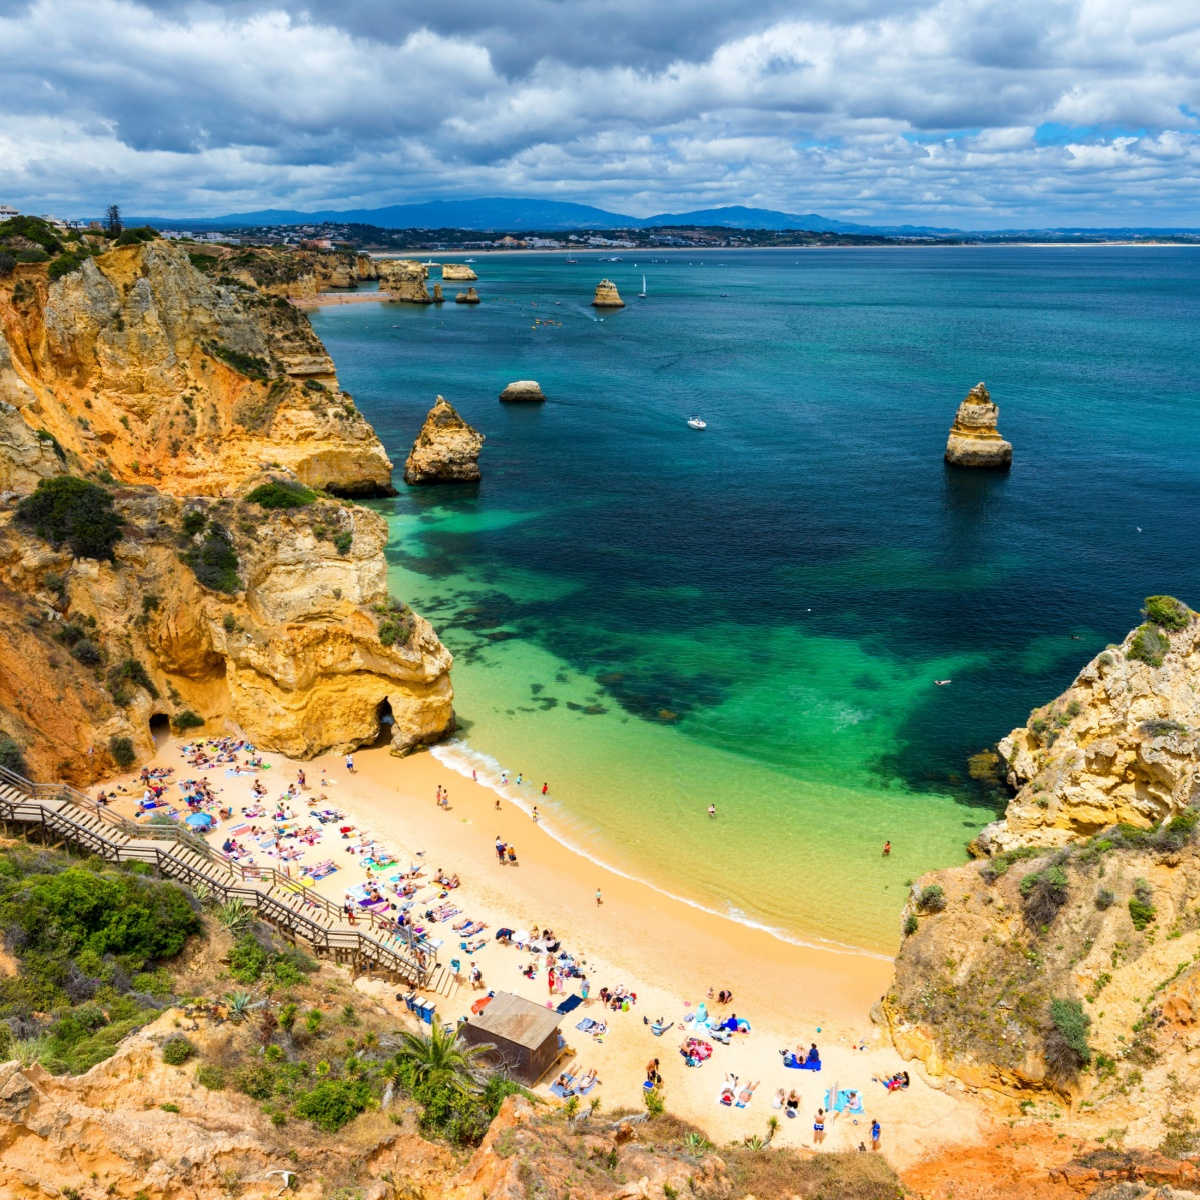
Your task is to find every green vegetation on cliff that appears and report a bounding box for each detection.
[16,475,124,562]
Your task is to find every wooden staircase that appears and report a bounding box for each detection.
[0,766,435,987]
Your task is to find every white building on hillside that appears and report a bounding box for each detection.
[0,204,19,219]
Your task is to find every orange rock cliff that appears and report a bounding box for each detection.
[0,239,453,782]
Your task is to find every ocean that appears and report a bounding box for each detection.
[310,246,1200,952]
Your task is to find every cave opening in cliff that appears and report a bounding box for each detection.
[372,698,395,747]
[149,713,170,747]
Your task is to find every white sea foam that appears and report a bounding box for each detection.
[431,738,891,963]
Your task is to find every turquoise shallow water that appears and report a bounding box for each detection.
[311,247,1200,952]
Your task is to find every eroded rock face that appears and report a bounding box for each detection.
[441,263,478,281]
[0,242,393,496]
[378,259,432,304]
[404,397,484,485]
[945,382,1012,468]
[0,240,454,780]
[454,287,480,304]
[499,380,545,403]
[592,278,624,308]
[976,608,1200,853]
[0,489,454,779]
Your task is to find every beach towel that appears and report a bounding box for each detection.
[784,1056,820,1071]
[824,1088,864,1115]
[576,1017,597,1033]
[555,994,583,1016]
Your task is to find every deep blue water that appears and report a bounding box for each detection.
[309,246,1200,946]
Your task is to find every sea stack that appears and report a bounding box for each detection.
[432,283,444,303]
[455,287,480,304]
[592,279,624,308]
[378,259,432,304]
[403,395,485,485]
[944,382,1012,469]
[499,380,546,404]
[442,263,478,281]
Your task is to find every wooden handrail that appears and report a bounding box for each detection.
[0,767,434,985]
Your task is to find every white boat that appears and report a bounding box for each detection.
[687,416,707,430]
[464,257,476,262]
[421,259,436,267]
[637,274,647,298]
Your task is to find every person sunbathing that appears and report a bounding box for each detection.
[786,1089,800,1115]
[578,1067,598,1088]
[737,1081,759,1105]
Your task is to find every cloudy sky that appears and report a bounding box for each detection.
[1,0,1198,226]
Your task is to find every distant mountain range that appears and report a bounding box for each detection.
[139,197,958,235]
[134,197,1200,238]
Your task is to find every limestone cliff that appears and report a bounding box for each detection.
[0,487,453,781]
[378,259,432,303]
[454,287,480,304]
[885,813,1200,1134]
[592,278,624,307]
[403,396,484,485]
[945,382,1012,468]
[441,262,478,281]
[189,245,378,298]
[0,242,394,496]
[978,598,1200,853]
[0,236,454,780]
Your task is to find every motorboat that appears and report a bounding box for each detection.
[687,416,707,430]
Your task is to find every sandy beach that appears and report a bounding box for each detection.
[99,731,991,1171]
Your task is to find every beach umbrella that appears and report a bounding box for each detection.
[185,812,213,830]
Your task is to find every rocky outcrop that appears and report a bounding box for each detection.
[0,238,454,780]
[0,487,453,780]
[404,397,484,485]
[592,279,624,308]
[978,599,1200,853]
[499,380,545,404]
[432,283,444,303]
[945,382,1012,468]
[454,288,480,305]
[378,259,432,304]
[0,242,394,496]
[441,263,477,281]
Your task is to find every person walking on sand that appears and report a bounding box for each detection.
[595,887,603,906]
[345,754,355,773]
[472,768,477,782]
[470,961,483,990]
[707,803,716,818]
[496,837,506,864]
[871,1118,881,1151]
[882,840,891,856]
[813,1107,826,1144]
[548,966,557,994]
[542,781,548,795]
[532,806,539,822]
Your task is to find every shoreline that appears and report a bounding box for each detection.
[100,731,989,1168]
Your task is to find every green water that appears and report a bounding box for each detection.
[309,246,1200,953]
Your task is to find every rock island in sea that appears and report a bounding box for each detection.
[403,395,485,484]
[944,381,1012,468]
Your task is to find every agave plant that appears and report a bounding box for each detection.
[225,991,254,1020]
[743,1134,764,1150]
[389,1023,493,1095]
[217,900,250,933]
[764,1114,780,1146]
[682,1131,713,1156]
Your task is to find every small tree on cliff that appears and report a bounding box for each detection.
[106,204,122,237]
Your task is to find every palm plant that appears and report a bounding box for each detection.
[764,1114,780,1146]
[390,1023,493,1095]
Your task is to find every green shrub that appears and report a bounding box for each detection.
[916,884,946,914]
[171,710,204,732]
[180,509,207,538]
[333,531,353,555]
[228,932,270,984]
[1140,719,1189,739]
[245,480,316,509]
[108,736,136,768]
[183,523,240,593]
[1129,879,1156,931]
[1095,888,1115,910]
[48,250,90,282]
[0,215,63,252]
[237,1063,277,1101]
[195,1064,225,1090]
[374,597,414,648]
[903,913,919,937]
[16,248,49,264]
[161,1035,196,1065]
[0,732,28,775]
[0,251,15,277]
[208,343,271,380]
[1143,595,1191,632]
[1128,623,1170,667]
[16,476,123,561]
[70,637,103,666]
[1045,998,1091,1079]
[293,1078,372,1131]
[115,226,157,246]
[106,658,158,704]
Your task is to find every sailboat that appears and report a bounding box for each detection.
[637,273,647,298]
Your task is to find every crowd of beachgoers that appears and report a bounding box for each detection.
[93,736,953,1160]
